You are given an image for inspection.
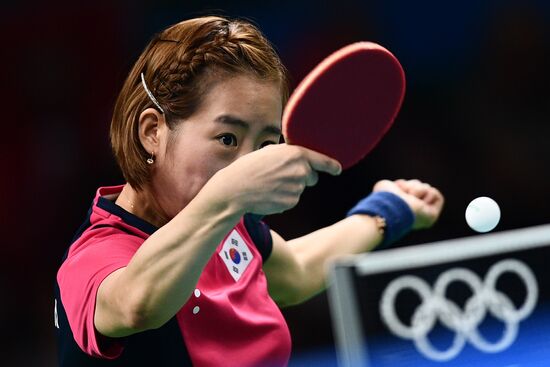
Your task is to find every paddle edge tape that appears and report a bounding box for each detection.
[282,42,406,169]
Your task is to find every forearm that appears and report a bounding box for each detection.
[96,185,244,336]
[288,214,383,300]
[268,191,417,307]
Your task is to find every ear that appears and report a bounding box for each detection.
[138,108,167,155]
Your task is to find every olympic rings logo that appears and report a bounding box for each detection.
[379,259,538,361]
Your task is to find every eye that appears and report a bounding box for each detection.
[259,141,277,149]
[218,134,238,147]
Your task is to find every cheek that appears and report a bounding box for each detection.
[179,155,219,181]
[165,144,231,194]
[153,151,220,217]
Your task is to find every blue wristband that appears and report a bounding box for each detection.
[347,191,415,248]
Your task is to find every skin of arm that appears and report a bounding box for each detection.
[264,214,383,307]
[264,178,444,307]
[94,143,341,338]
[95,180,245,337]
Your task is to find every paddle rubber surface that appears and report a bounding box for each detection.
[283,42,405,169]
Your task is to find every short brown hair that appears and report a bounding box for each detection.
[110,16,289,190]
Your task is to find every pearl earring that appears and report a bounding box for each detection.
[146,152,155,165]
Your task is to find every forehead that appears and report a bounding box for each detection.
[195,74,283,127]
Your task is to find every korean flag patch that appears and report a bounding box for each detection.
[218,230,254,282]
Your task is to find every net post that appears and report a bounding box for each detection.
[328,262,369,367]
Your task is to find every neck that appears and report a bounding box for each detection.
[115,183,169,227]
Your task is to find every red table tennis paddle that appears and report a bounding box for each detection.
[282,42,405,170]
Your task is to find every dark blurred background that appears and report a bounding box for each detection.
[1,0,549,365]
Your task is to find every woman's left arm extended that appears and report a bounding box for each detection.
[263,179,444,307]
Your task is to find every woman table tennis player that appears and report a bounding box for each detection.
[55,15,444,366]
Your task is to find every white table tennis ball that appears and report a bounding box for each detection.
[465,197,501,233]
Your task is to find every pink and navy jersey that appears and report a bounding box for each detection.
[55,185,291,366]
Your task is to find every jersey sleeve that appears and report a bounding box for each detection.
[56,231,142,359]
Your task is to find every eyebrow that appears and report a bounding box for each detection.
[214,114,281,136]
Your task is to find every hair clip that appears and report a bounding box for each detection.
[141,72,165,114]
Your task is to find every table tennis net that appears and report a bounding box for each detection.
[328,224,550,367]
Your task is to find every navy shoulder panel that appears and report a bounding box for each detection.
[243,214,273,263]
